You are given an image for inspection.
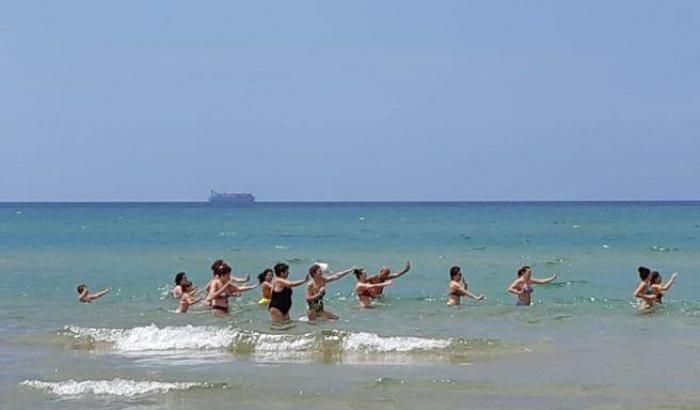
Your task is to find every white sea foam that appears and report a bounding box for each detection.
[20,378,205,397]
[64,324,455,356]
[343,332,451,352]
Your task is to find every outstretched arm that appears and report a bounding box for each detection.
[366,280,393,289]
[325,267,355,283]
[276,275,309,289]
[662,273,678,291]
[228,283,257,294]
[387,261,411,280]
[459,286,484,301]
[89,288,111,301]
[532,274,557,285]
[230,274,250,284]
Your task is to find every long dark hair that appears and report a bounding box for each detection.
[258,269,273,284]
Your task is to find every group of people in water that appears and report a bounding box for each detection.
[169,259,411,321]
[77,260,679,320]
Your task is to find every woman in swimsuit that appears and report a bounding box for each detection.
[257,269,274,305]
[206,261,256,314]
[649,270,678,304]
[633,266,658,311]
[447,266,484,305]
[354,269,393,308]
[507,265,557,306]
[204,260,251,307]
[366,261,411,298]
[306,263,355,321]
[268,262,309,322]
[176,281,202,313]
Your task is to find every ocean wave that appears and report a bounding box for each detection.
[60,324,502,361]
[20,378,207,397]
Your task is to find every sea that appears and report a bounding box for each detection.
[0,202,698,409]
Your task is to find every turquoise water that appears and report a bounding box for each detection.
[1,202,699,409]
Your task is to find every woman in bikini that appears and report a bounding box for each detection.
[447,266,484,305]
[507,265,557,306]
[206,261,256,314]
[268,263,309,322]
[354,268,393,308]
[649,270,678,304]
[257,268,274,305]
[306,263,354,321]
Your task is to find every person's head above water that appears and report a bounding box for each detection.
[449,266,462,280]
[650,271,662,285]
[354,268,367,281]
[212,260,232,277]
[258,269,273,284]
[274,262,289,278]
[517,266,532,279]
[174,272,188,286]
[76,284,87,294]
[378,266,391,279]
[309,264,323,279]
[638,266,651,281]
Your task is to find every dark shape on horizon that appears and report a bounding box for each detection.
[208,190,255,204]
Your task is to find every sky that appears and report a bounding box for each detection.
[1,1,698,201]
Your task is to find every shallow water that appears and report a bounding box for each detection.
[1,202,699,409]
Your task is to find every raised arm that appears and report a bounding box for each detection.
[531,274,557,285]
[387,261,411,280]
[662,273,678,291]
[325,267,355,283]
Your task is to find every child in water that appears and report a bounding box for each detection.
[76,284,111,303]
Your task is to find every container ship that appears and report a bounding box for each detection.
[208,190,255,203]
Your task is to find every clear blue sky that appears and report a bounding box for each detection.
[1,1,698,201]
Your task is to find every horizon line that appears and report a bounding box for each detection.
[2,199,700,204]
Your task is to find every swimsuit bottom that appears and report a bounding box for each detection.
[258,298,270,305]
[211,305,229,313]
[308,299,324,313]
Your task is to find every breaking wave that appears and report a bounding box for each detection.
[20,378,208,397]
[59,324,504,362]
